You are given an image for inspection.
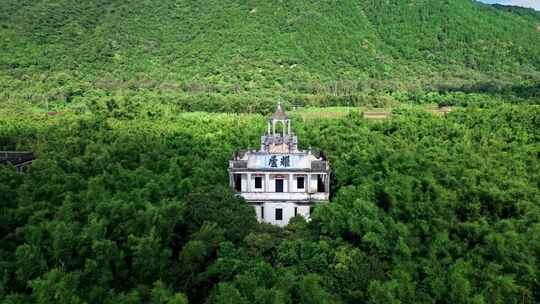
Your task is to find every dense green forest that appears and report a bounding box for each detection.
[1,102,539,303]
[1,0,539,113]
[1,0,540,303]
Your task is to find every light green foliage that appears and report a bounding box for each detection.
[0,0,539,113]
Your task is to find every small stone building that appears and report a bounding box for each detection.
[0,151,35,173]
[229,103,331,226]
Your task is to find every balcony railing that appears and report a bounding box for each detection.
[0,151,35,166]
[238,191,329,202]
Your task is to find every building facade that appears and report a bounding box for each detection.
[229,103,331,226]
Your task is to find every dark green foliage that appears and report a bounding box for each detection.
[1,103,539,303]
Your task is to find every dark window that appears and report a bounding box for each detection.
[297,176,305,189]
[255,176,262,189]
[317,175,325,192]
[261,206,264,220]
[275,208,283,220]
[294,207,298,217]
[275,179,284,192]
[234,174,242,192]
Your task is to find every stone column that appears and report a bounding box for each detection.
[288,120,291,135]
[325,174,330,193]
[307,174,311,193]
[265,173,270,192]
[247,173,252,192]
[288,173,293,192]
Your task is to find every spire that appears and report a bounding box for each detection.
[271,102,288,120]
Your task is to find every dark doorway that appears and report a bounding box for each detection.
[255,176,262,189]
[275,179,284,192]
[234,174,242,192]
[275,208,283,220]
[297,176,305,189]
[317,175,325,192]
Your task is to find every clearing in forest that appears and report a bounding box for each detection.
[292,105,453,121]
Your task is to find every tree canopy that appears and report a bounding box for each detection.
[1,102,539,303]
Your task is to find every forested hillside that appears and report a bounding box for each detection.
[1,1,540,303]
[1,0,539,112]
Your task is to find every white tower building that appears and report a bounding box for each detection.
[228,103,331,226]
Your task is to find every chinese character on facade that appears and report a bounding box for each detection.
[280,155,290,167]
[268,155,278,168]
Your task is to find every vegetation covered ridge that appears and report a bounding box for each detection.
[1,0,539,113]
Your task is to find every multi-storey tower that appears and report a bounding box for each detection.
[228,103,331,226]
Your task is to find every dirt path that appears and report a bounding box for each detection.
[364,112,390,120]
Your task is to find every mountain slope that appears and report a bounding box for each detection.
[0,0,539,110]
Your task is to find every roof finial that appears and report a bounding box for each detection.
[272,100,288,120]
